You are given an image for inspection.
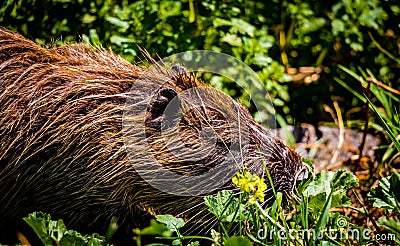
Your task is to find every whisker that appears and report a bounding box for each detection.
[184,211,214,235]
[176,201,205,217]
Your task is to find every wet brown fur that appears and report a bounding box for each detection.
[0,28,305,243]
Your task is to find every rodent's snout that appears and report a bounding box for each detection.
[296,165,309,181]
[291,162,312,199]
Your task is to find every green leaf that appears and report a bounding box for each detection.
[81,14,96,24]
[23,212,106,246]
[155,215,185,232]
[303,170,358,215]
[304,170,358,197]
[105,16,129,31]
[391,171,400,202]
[59,231,88,246]
[225,236,252,246]
[172,239,181,245]
[231,18,255,37]
[331,189,351,207]
[221,33,242,47]
[24,212,106,246]
[48,219,67,242]
[109,35,136,46]
[187,241,200,246]
[159,1,182,19]
[134,219,173,237]
[204,190,249,222]
[212,18,233,27]
[303,171,335,197]
[331,169,359,190]
[331,19,345,35]
[268,192,283,219]
[23,212,62,245]
[252,53,272,66]
[301,156,313,167]
[368,174,400,212]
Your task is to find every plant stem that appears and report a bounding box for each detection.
[368,32,400,64]
[358,77,370,160]
[351,189,382,233]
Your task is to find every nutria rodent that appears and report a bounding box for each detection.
[0,28,306,244]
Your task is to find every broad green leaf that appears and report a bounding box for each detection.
[59,231,88,246]
[155,215,185,232]
[304,170,358,214]
[23,212,106,246]
[204,190,249,222]
[368,174,400,212]
[303,171,334,197]
[304,170,358,198]
[135,219,173,237]
[391,171,400,202]
[331,169,359,190]
[23,212,61,246]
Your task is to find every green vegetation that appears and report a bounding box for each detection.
[1,0,400,245]
[19,212,107,246]
[21,167,398,245]
[2,0,399,124]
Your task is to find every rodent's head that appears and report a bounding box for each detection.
[123,63,307,206]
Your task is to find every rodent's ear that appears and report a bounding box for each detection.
[148,87,179,119]
[169,64,196,89]
[170,64,189,76]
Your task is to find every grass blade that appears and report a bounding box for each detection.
[366,97,400,152]
[313,191,332,244]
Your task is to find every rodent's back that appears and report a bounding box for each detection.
[0,28,148,236]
